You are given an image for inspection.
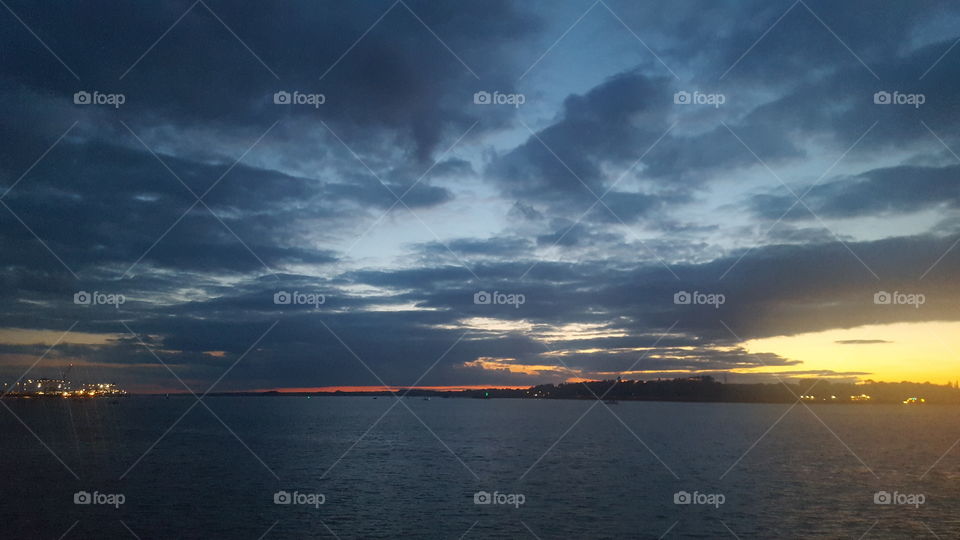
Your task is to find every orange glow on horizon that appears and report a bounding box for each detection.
[259,384,533,393]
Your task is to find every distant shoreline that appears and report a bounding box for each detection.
[93,376,960,405]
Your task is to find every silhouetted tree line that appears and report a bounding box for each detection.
[252,377,960,404]
[457,376,960,404]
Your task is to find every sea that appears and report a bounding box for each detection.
[1,396,958,539]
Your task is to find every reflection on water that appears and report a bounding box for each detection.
[2,396,959,538]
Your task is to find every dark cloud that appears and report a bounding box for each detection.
[751,164,960,220]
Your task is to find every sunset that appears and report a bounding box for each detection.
[2,0,960,537]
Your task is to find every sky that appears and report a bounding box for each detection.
[1,0,959,392]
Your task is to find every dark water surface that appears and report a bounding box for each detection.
[2,396,959,538]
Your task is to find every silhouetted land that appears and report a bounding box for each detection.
[198,376,960,404]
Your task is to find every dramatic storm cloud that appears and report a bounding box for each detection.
[1,0,959,391]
